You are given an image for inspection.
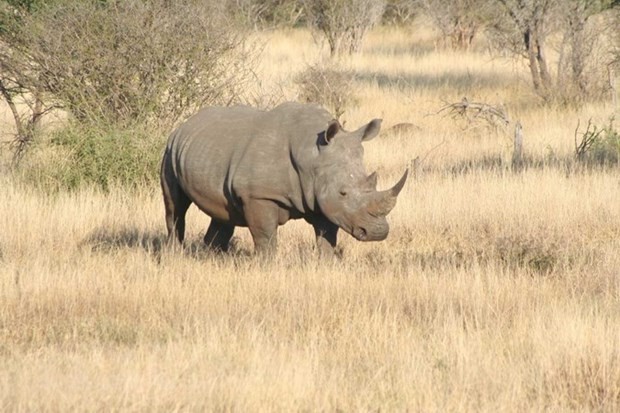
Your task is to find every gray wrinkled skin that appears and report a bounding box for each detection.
[161,102,408,256]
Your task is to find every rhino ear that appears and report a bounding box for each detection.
[359,119,382,142]
[323,119,342,144]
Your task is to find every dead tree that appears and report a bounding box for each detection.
[512,121,523,169]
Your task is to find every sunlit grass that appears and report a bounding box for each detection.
[1,26,620,411]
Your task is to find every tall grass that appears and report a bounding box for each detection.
[1,25,620,411]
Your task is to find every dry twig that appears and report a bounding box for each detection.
[435,97,510,129]
[574,118,603,159]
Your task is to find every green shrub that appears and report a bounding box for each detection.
[575,119,620,167]
[19,123,165,191]
[590,127,620,166]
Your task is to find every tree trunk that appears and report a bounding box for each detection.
[328,34,343,57]
[525,29,543,91]
[512,121,524,170]
[568,13,588,97]
[525,25,552,97]
[452,20,477,50]
[535,35,552,90]
[32,94,44,130]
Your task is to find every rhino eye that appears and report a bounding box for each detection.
[339,189,348,197]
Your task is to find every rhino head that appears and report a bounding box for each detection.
[314,119,408,241]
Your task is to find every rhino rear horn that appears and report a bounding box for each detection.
[367,171,378,188]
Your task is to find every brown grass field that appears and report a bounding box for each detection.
[1,26,620,411]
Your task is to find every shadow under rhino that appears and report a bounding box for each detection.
[83,228,167,255]
[82,227,259,262]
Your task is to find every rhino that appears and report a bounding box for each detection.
[160,102,408,256]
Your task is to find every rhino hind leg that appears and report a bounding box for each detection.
[163,188,191,244]
[161,161,192,244]
[204,221,235,252]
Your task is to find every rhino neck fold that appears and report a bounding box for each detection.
[261,102,335,216]
[289,146,318,214]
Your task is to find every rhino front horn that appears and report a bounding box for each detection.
[370,169,409,216]
[390,169,408,197]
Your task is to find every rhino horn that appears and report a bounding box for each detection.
[367,171,378,188]
[368,169,408,216]
[390,169,408,197]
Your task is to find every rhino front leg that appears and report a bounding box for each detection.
[244,199,279,255]
[204,220,235,252]
[308,216,339,258]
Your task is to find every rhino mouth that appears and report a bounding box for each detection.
[352,226,368,241]
[350,224,388,242]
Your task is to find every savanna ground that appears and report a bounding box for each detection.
[1,25,620,411]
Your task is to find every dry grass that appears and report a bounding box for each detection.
[1,25,620,411]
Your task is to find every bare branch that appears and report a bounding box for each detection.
[574,118,603,159]
[435,97,510,129]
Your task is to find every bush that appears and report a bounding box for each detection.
[382,0,418,26]
[1,0,257,179]
[418,0,489,49]
[19,123,164,191]
[0,0,254,129]
[575,119,620,166]
[229,0,304,28]
[294,63,358,119]
[303,0,386,56]
[590,128,620,166]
